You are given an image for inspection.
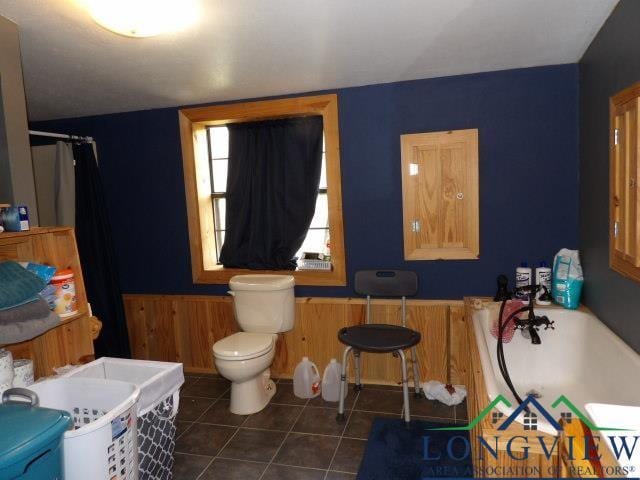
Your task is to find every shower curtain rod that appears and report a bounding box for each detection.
[29,129,93,143]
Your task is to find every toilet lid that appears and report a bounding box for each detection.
[213,332,275,360]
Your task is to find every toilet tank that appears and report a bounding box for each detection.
[229,275,295,333]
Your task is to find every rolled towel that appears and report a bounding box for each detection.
[0,261,46,310]
[0,298,51,324]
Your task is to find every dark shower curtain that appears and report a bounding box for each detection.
[73,143,131,358]
[219,116,324,269]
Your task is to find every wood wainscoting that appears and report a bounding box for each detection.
[123,295,468,386]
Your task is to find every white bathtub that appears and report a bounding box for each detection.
[472,304,640,435]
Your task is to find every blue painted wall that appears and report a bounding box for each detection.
[579,0,640,353]
[32,64,579,299]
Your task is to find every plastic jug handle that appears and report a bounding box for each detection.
[2,388,39,406]
[311,363,320,377]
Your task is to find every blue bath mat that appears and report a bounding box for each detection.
[357,418,473,480]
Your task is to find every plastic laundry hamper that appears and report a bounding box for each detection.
[27,377,140,480]
[64,358,184,480]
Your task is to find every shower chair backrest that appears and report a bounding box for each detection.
[353,270,418,326]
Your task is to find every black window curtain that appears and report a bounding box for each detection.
[73,143,131,358]
[220,116,323,270]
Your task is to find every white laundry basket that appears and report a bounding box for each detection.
[64,358,184,480]
[27,377,140,480]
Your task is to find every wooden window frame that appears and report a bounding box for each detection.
[610,83,640,283]
[179,94,346,286]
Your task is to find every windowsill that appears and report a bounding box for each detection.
[193,265,346,286]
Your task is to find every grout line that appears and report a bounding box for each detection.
[180,394,227,400]
[323,389,360,479]
[214,457,269,466]
[269,463,332,472]
[195,418,242,480]
[256,397,309,480]
[175,389,232,443]
[173,451,211,458]
[174,421,194,441]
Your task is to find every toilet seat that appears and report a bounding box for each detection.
[213,332,275,361]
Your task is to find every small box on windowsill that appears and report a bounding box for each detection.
[297,252,333,271]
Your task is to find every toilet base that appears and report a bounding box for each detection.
[229,368,276,415]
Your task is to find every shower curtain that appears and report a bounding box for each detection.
[73,143,131,358]
[55,141,75,226]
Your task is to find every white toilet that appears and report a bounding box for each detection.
[213,274,295,415]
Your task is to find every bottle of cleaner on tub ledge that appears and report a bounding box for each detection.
[515,262,532,304]
[535,261,552,306]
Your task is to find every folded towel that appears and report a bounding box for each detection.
[0,298,51,324]
[0,310,60,344]
[0,261,46,310]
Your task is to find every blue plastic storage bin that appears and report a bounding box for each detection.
[0,390,71,480]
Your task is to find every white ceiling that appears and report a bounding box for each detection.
[0,0,618,121]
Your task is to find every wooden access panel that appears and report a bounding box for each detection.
[611,84,640,282]
[401,129,479,260]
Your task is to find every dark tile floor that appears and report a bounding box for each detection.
[174,373,468,480]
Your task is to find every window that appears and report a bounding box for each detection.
[179,94,346,286]
[207,126,330,264]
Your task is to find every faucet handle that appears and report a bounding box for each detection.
[543,319,555,330]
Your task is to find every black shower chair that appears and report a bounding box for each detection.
[336,270,421,424]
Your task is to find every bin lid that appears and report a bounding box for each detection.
[0,403,71,468]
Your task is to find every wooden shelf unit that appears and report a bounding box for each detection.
[0,227,101,378]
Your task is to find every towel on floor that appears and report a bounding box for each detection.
[0,310,60,344]
[0,261,46,310]
[422,380,467,406]
[0,298,51,324]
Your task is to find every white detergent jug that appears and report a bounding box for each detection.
[293,357,321,399]
[321,359,346,402]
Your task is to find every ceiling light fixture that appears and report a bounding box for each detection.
[86,0,199,38]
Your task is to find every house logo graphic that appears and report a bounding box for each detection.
[429,394,628,432]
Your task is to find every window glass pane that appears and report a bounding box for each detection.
[296,228,329,258]
[310,193,329,229]
[210,126,229,159]
[215,230,225,263]
[319,154,327,190]
[212,159,228,193]
[214,198,226,230]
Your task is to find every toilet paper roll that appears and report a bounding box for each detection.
[0,349,14,388]
[12,359,34,388]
